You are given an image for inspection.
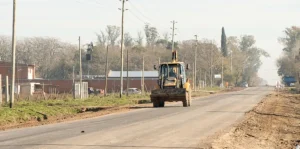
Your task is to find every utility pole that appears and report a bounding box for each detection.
[194,35,198,89]
[158,57,160,73]
[79,36,82,99]
[10,0,17,108]
[126,48,129,96]
[222,57,224,88]
[199,68,202,88]
[72,66,75,84]
[204,71,207,88]
[192,63,195,90]
[0,75,2,104]
[72,66,75,99]
[6,76,9,103]
[171,20,177,52]
[210,41,213,88]
[119,0,126,98]
[158,57,160,65]
[231,48,233,73]
[87,61,90,78]
[142,56,145,95]
[104,46,109,96]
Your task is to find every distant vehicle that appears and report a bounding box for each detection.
[283,76,296,87]
[123,88,141,95]
[241,82,248,88]
[88,87,103,95]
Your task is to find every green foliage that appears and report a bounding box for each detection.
[124,32,133,47]
[144,24,158,49]
[106,25,121,46]
[279,26,300,52]
[277,26,300,78]
[221,27,228,57]
[225,35,268,86]
[239,35,256,51]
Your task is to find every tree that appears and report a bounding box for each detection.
[277,26,300,80]
[156,39,168,48]
[239,35,255,51]
[163,32,169,41]
[226,35,269,86]
[124,32,133,48]
[166,41,178,50]
[144,24,158,49]
[278,26,300,52]
[106,25,120,46]
[96,31,107,47]
[277,56,297,77]
[0,36,11,61]
[135,31,144,46]
[221,27,228,57]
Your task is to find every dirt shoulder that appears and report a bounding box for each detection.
[201,90,300,149]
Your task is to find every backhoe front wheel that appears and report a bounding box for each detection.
[153,101,165,108]
[159,101,165,107]
[183,100,188,107]
[153,101,159,108]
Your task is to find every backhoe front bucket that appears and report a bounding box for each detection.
[150,88,187,102]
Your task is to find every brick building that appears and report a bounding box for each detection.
[0,61,35,80]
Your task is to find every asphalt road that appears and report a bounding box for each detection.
[0,87,272,149]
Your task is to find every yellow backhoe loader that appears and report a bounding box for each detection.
[151,51,191,107]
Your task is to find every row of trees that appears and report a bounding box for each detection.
[277,26,300,80]
[0,25,267,87]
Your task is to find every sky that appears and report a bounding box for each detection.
[1,0,299,85]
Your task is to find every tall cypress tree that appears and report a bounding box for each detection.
[221,27,228,57]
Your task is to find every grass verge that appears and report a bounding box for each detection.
[0,93,150,126]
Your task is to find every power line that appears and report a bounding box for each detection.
[74,0,107,7]
[0,2,11,6]
[127,14,146,26]
[127,1,169,31]
[128,1,152,22]
[128,10,148,24]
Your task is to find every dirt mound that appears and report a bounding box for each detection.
[207,91,300,149]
